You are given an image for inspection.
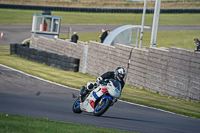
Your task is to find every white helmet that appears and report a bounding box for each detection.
[114,67,126,81]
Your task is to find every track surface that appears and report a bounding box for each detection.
[1,24,200,46]
[0,65,200,133]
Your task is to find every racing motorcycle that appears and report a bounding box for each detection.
[72,79,121,116]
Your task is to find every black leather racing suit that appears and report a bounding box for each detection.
[99,71,125,90]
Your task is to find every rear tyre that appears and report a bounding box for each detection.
[72,97,82,114]
[93,97,112,116]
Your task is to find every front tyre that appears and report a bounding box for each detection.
[72,97,82,114]
[93,97,112,116]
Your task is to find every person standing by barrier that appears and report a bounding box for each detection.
[194,38,200,52]
[99,28,107,43]
[71,32,79,43]
[107,30,110,36]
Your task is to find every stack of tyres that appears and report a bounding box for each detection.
[61,56,79,72]
[10,44,19,55]
[24,47,29,60]
[10,44,80,72]
[17,44,29,59]
[37,51,46,64]
[17,45,24,58]
[45,52,52,66]
[29,48,37,62]
[50,53,59,68]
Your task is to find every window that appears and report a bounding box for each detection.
[33,14,61,34]
[53,19,59,32]
[44,18,51,32]
[36,17,43,31]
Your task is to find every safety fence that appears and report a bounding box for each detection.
[1,3,200,13]
[10,44,80,72]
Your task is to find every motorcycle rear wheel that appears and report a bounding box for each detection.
[72,97,82,114]
[93,97,112,116]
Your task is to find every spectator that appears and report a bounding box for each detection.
[107,30,110,36]
[194,38,200,51]
[99,28,107,43]
[71,32,79,43]
[43,20,47,31]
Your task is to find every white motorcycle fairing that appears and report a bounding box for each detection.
[79,80,121,113]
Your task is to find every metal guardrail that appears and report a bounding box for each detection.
[1,4,200,13]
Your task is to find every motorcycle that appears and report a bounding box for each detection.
[72,79,121,116]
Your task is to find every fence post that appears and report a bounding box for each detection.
[82,44,88,74]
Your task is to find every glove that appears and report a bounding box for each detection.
[88,83,94,89]
[99,79,109,84]
[104,79,110,83]
[97,76,103,83]
[93,82,98,88]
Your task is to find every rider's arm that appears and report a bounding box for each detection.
[120,81,125,90]
[100,71,114,80]
[96,71,114,84]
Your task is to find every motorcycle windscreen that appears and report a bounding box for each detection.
[109,79,121,91]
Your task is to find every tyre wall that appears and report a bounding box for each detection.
[10,44,80,72]
[1,4,200,13]
[30,37,200,101]
[30,36,85,72]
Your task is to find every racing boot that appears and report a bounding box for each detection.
[80,86,87,102]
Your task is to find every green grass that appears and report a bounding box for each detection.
[136,30,198,50]
[1,8,200,25]
[60,30,198,50]
[0,55,96,89]
[121,85,200,118]
[0,8,200,132]
[1,8,199,50]
[0,46,10,55]
[0,46,200,119]
[0,113,132,133]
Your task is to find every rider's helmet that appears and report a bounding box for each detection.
[114,67,126,81]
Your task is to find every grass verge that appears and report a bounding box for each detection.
[0,46,200,119]
[60,30,199,50]
[1,8,200,25]
[0,113,132,133]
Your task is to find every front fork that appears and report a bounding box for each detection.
[101,95,117,106]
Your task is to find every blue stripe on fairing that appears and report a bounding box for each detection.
[101,95,113,101]
[93,92,99,99]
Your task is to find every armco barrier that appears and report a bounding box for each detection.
[1,4,200,13]
[10,44,79,72]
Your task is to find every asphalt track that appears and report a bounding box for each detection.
[0,64,200,133]
[1,24,200,46]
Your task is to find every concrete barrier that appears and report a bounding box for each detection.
[30,36,200,101]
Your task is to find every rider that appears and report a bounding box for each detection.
[95,67,126,90]
[80,67,126,99]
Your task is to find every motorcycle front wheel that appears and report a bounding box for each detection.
[72,97,82,114]
[93,97,112,116]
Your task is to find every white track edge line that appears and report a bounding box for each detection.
[0,64,192,118]
[0,64,79,91]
